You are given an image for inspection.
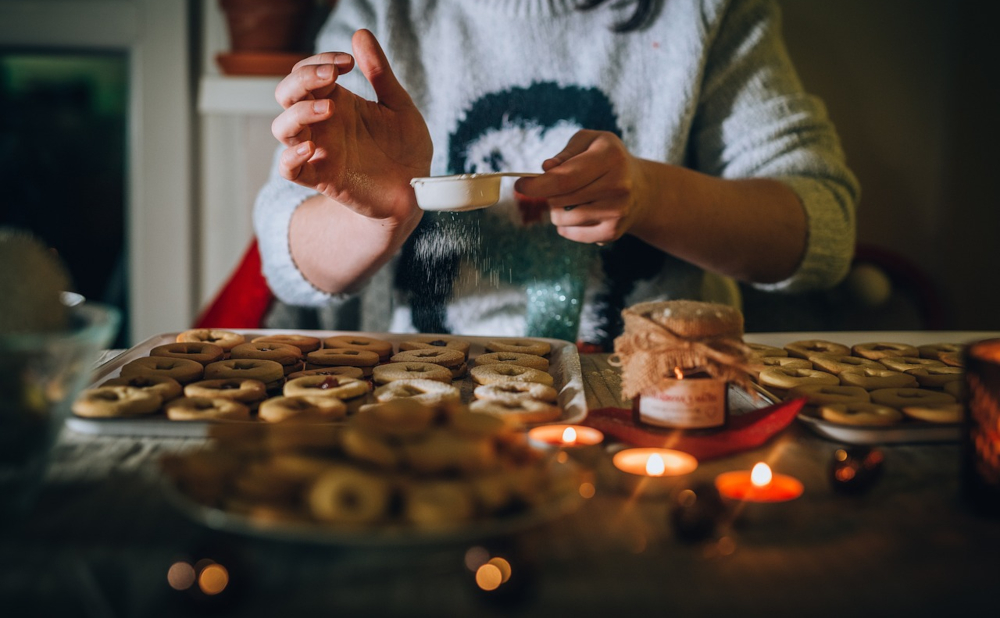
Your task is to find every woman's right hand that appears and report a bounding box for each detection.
[271,29,432,223]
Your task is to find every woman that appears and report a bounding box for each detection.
[253,0,859,348]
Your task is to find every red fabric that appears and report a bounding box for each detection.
[582,397,806,461]
[193,238,274,329]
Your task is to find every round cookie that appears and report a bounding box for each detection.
[469,397,562,424]
[474,351,549,372]
[287,366,366,381]
[786,384,871,406]
[869,387,956,409]
[810,355,885,375]
[900,402,963,424]
[101,375,183,403]
[852,342,920,360]
[879,356,945,373]
[204,358,285,390]
[372,361,453,385]
[175,329,245,355]
[72,385,162,418]
[184,378,268,408]
[120,356,204,385]
[819,401,904,426]
[906,366,963,389]
[473,381,559,403]
[783,340,850,359]
[252,333,322,354]
[258,395,348,423]
[470,363,554,386]
[149,342,225,366]
[485,338,552,357]
[308,465,391,524]
[164,396,250,421]
[283,375,370,401]
[838,368,918,391]
[758,356,813,371]
[398,336,471,360]
[306,348,380,377]
[402,429,497,475]
[323,335,394,362]
[231,341,303,375]
[374,378,461,406]
[917,343,964,362]
[747,342,788,359]
[757,367,838,398]
[353,398,438,439]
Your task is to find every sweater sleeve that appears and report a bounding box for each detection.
[692,0,860,293]
[251,0,377,307]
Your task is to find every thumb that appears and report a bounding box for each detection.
[352,29,413,110]
[542,130,598,171]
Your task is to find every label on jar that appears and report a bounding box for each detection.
[636,378,727,429]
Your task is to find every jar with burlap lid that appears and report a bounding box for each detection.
[612,300,753,429]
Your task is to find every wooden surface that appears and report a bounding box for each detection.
[3,342,999,616]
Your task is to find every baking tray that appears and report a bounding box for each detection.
[65,329,586,438]
[795,408,960,445]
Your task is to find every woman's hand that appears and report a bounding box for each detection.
[514,130,650,244]
[271,29,432,223]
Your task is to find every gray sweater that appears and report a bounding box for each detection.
[253,0,859,346]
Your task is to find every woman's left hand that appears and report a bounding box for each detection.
[513,129,650,244]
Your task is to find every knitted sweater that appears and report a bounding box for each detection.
[253,0,859,346]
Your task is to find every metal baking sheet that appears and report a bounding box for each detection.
[65,329,587,438]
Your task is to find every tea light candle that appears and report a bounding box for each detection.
[612,448,698,478]
[715,462,803,503]
[527,425,604,448]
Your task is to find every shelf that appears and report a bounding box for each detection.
[198,75,281,115]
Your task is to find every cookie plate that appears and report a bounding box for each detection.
[66,329,586,438]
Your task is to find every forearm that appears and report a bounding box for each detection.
[630,159,807,284]
[289,194,422,295]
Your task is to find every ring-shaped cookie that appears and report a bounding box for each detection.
[473,381,558,403]
[120,356,204,385]
[879,356,945,373]
[485,338,552,357]
[470,397,562,424]
[917,343,964,361]
[258,395,348,423]
[175,329,245,354]
[939,352,963,368]
[164,396,250,421]
[838,368,918,391]
[323,335,394,361]
[398,336,471,360]
[819,401,904,426]
[869,387,956,409]
[287,366,366,381]
[402,430,497,475]
[374,378,461,406]
[810,355,885,375]
[372,362,453,385]
[470,363,554,386]
[308,465,391,524]
[747,343,788,358]
[150,342,225,366]
[783,340,850,359]
[72,385,162,418]
[306,348,380,376]
[283,375,370,400]
[851,342,920,360]
[101,375,183,403]
[354,398,439,439]
[252,334,322,354]
[474,351,549,372]
[204,358,285,389]
[906,366,964,388]
[230,341,303,373]
[900,402,963,424]
[757,367,839,396]
[758,357,812,371]
[390,348,465,368]
[184,378,267,406]
[786,384,871,406]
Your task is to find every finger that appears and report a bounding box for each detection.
[271,99,333,146]
[544,130,600,169]
[278,141,315,182]
[351,29,415,110]
[276,53,353,109]
[554,220,619,245]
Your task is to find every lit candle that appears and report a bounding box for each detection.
[527,425,604,448]
[632,366,729,430]
[612,448,698,477]
[715,462,803,503]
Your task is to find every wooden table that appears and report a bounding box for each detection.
[2,332,999,616]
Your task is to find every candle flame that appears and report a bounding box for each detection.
[673,366,684,380]
[562,426,577,445]
[646,453,666,476]
[751,462,772,487]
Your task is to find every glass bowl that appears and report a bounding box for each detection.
[0,297,120,520]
